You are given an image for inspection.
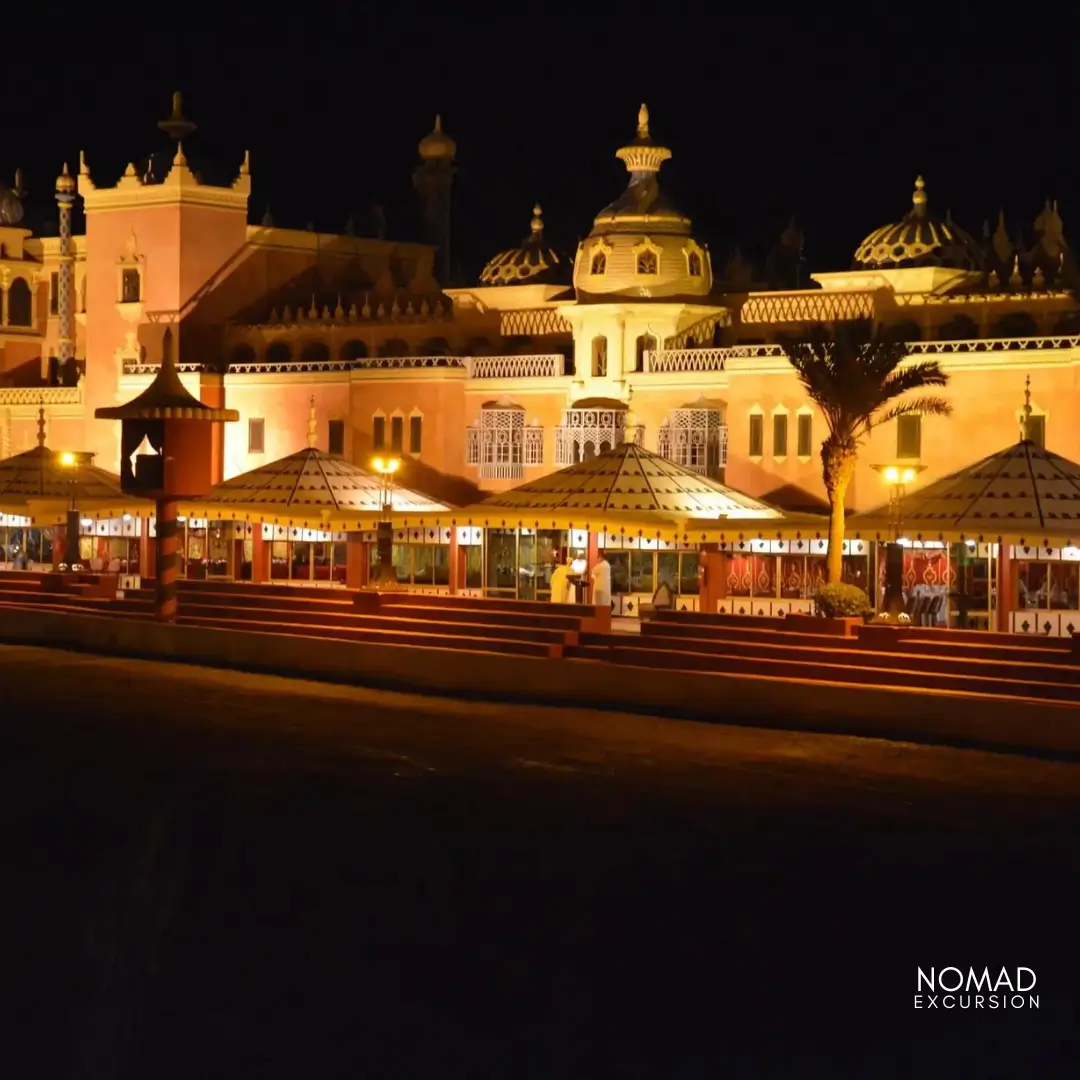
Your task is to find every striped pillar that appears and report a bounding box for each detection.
[56,186,76,369]
[155,498,180,622]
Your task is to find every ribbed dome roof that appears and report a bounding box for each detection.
[479,205,569,287]
[853,176,981,271]
[477,442,780,518]
[0,445,128,502]
[196,448,450,514]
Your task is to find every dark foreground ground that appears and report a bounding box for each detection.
[0,645,1077,1079]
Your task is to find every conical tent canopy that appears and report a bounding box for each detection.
[0,445,151,521]
[850,439,1080,543]
[181,448,451,528]
[467,442,781,521]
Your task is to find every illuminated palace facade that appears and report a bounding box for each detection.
[2,97,1079,515]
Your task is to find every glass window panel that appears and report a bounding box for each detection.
[678,552,700,594]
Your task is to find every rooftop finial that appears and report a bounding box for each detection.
[158,91,197,141]
[530,203,543,235]
[307,396,318,449]
[37,400,46,449]
[434,114,442,133]
[637,103,650,140]
[1020,375,1033,441]
[912,175,927,213]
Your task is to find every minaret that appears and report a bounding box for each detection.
[413,115,457,285]
[54,163,77,382]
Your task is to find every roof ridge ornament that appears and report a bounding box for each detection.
[530,203,543,236]
[912,175,927,215]
[615,103,671,176]
[308,396,318,449]
[37,399,46,449]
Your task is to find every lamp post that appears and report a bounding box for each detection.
[370,456,402,590]
[871,462,926,614]
[57,450,82,571]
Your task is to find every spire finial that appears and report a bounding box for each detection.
[530,203,543,235]
[434,114,442,133]
[307,396,318,449]
[1020,375,1033,441]
[37,400,46,449]
[912,175,927,212]
[637,103,650,140]
[159,90,197,141]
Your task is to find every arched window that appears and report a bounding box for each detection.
[992,313,1038,339]
[300,341,330,365]
[635,334,657,372]
[636,251,658,275]
[419,336,451,356]
[505,335,533,354]
[378,338,409,357]
[340,340,368,362]
[266,341,292,365]
[230,343,257,368]
[590,252,606,275]
[687,251,702,276]
[121,268,141,304]
[937,315,979,341]
[591,336,607,377]
[6,277,32,326]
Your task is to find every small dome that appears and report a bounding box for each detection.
[478,204,570,287]
[419,115,456,161]
[573,105,712,300]
[55,162,76,195]
[853,176,981,271]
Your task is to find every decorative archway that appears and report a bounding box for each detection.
[341,339,368,362]
[266,341,292,365]
[6,277,31,326]
[230,343,257,368]
[300,340,331,365]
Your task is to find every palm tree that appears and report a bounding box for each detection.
[782,321,952,584]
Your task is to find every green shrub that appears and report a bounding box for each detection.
[815,582,871,618]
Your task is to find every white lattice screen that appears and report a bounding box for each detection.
[467,408,544,478]
[657,408,727,477]
[554,409,642,466]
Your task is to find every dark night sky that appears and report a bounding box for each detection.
[1,7,1073,283]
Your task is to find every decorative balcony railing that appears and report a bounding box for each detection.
[555,409,642,466]
[0,385,83,406]
[466,354,565,379]
[644,348,730,373]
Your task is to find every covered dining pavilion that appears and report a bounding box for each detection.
[177,432,455,587]
[0,411,152,579]
[450,435,839,615]
[848,416,1080,635]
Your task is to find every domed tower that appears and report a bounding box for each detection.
[478,204,570,287]
[413,115,457,286]
[817,176,982,295]
[572,104,712,300]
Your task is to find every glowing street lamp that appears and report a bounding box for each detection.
[369,456,403,591]
[871,461,927,614]
[57,449,82,571]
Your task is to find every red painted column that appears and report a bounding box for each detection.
[250,531,269,584]
[997,545,1015,633]
[448,529,459,594]
[345,534,367,589]
[155,497,179,622]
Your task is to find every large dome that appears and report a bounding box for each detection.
[479,204,570,287]
[572,105,712,301]
[853,176,981,271]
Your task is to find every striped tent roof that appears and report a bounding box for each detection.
[474,442,781,519]
[850,439,1080,542]
[193,448,451,514]
[0,445,128,502]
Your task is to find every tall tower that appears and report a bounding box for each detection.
[413,115,456,285]
[54,163,77,379]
